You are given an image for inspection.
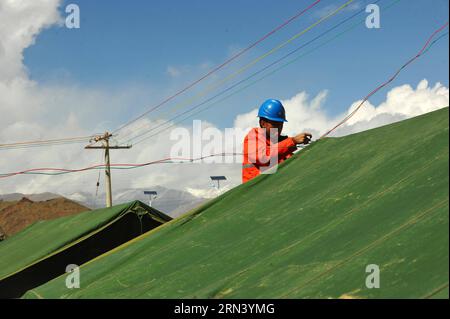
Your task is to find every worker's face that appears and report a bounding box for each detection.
[260,118,284,138]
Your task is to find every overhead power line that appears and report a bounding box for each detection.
[112,0,322,137]
[321,22,449,138]
[0,136,94,151]
[127,0,389,146]
[118,0,355,144]
[0,153,241,179]
[0,0,321,152]
[132,4,448,147]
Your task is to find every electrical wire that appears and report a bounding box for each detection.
[0,136,94,151]
[134,5,447,146]
[112,0,322,137]
[0,0,353,150]
[95,152,102,196]
[0,1,321,152]
[116,0,355,143]
[0,153,242,178]
[127,0,389,146]
[320,22,449,138]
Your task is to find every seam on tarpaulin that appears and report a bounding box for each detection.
[423,282,449,299]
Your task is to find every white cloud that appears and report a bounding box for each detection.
[334,80,449,136]
[231,80,449,140]
[0,0,62,82]
[186,185,231,199]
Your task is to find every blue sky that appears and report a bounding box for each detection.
[24,0,449,130]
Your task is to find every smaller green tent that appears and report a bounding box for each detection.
[0,200,171,298]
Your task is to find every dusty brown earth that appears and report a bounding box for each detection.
[0,197,90,239]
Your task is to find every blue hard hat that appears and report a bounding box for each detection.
[257,99,287,122]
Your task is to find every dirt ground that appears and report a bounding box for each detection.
[0,197,90,239]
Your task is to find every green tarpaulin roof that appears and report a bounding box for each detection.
[0,200,170,281]
[25,108,449,299]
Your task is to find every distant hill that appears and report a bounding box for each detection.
[0,192,61,202]
[0,197,90,239]
[0,200,17,212]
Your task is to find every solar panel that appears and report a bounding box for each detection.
[210,176,227,181]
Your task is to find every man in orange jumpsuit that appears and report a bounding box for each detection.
[242,99,312,183]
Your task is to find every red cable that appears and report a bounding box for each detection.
[113,0,321,135]
[321,21,449,139]
[0,153,242,179]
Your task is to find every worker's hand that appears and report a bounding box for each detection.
[292,132,312,145]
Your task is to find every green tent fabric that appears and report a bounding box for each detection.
[25,108,449,299]
[0,200,171,298]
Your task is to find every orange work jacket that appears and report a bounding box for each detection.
[242,128,297,183]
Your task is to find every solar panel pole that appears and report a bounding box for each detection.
[85,132,132,208]
[144,191,157,207]
[210,176,227,191]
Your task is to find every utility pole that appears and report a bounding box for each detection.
[85,132,131,208]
